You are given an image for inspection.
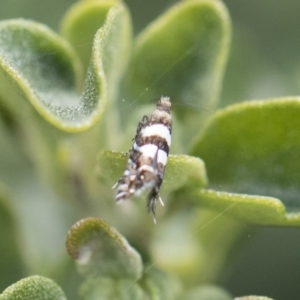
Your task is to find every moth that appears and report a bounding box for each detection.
[113,96,172,223]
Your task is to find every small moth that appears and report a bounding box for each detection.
[113,96,172,223]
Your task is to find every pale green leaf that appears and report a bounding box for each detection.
[235,297,274,300]
[66,217,143,280]
[79,277,146,300]
[0,3,131,132]
[0,185,26,292]
[185,285,232,300]
[62,0,132,101]
[191,98,300,225]
[126,0,230,141]
[0,276,66,300]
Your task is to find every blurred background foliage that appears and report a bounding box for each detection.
[1,0,300,299]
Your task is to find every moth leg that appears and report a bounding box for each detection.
[112,175,124,189]
[146,147,164,222]
[121,151,129,157]
[147,187,162,224]
[147,194,157,224]
[158,195,164,206]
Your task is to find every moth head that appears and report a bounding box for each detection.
[157,96,171,112]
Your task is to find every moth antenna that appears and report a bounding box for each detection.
[176,101,214,113]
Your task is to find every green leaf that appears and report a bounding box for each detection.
[235,297,273,300]
[140,267,182,300]
[97,150,207,194]
[0,276,67,300]
[66,217,143,280]
[0,4,132,201]
[126,0,230,139]
[187,189,287,225]
[185,285,232,300]
[61,0,120,73]
[0,19,84,131]
[191,98,300,226]
[61,0,132,102]
[0,185,26,292]
[79,277,146,300]
[0,3,131,132]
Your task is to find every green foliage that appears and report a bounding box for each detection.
[126,0,230,113]
[235,298,274,300]
[66,217,143,279]
[0,4,130,131]
[0,276,67,300]
[190,98,300,225]
[126,0,230,144]
[0,187,25,292]
[0,19,82,130]
[0,0,296,299]
[185,285,232,300]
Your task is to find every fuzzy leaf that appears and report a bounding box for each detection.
[61,0,120,72]
[125,0,230,137]
[61,0,132,101]
[185,285,232,300]
[0,276,67,300]
[97,150,208,194]
[66,217,143,280]
[79,277,146,300]
[0,19,83,131]
[0,186,26,292]
[140,267,182,300]
[235,297,273,300]
[0,4,132,201]
[191,98,300,226]
[0,2,131,132]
